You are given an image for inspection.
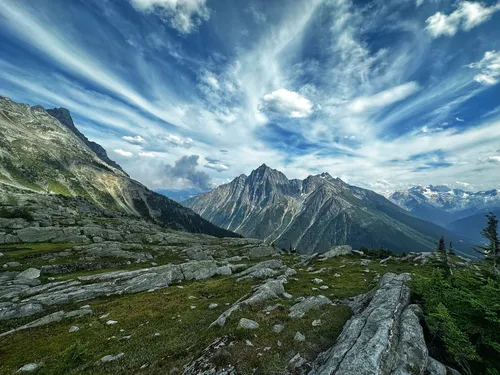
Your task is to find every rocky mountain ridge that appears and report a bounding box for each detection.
[0,96,236,238]
[183,164,474,255]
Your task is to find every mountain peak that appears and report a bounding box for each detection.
[249,164,287,182]
[46,107,127,175]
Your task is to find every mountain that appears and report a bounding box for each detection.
[46,108,128,175]
[446,209,500,242]
[156,188,206,203]
[0,96,237,238]
[387,185,500,226]
[183,164,474,255]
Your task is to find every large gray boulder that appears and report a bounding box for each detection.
[16,268,41,280]
[308,273,460,375]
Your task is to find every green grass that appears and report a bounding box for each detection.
[0,253,437,374]
[47,181,71,196]
[0,242,77,257]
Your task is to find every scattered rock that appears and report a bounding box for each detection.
[208,303,218,309]
[379,256,392,264]
[237,318,259,330]
[312,319,322,327]
[272,324,285,333]
[106,320,118,325]
[294,332,306,342]
[101,353,124,362]
[311,278,323,284]
[69,325,80,332]
[287,353,310,373]
[16,363,39,372]
[4,261,21,268]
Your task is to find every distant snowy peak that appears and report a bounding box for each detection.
[389,185,500,214]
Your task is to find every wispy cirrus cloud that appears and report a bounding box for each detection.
[347,82,420,113]
[128,0,210,34]
[0,0,499,192]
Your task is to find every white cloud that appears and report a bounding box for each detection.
[204,158,229,172]
[129,0,210,34]
[122,135,146,144]
[163,134,194,148]
[199,71,220,90]
[425,1,500,38]
[139,151,156,157]
[347,82,420,113]
[260,89,314,118]
[456,117,465,122]
[467,50,500,85]
[420,125,444,134]
[455,180,473,188]
[478,155,500,164]
[114,149,134,157]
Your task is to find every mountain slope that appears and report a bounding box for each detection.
[387,185,500,225]
[446,209,500,242]
[46,107,128,175]
[0,96,237,238]
[184,164,474,255]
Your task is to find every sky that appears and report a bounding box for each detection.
[0,0,500,193]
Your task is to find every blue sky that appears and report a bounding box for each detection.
[1,0,499,192]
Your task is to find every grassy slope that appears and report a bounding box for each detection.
[0,250,433,375]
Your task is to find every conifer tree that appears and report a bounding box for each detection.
[435,236,451,277]
[448,241,455,256]
[475,212,499,275]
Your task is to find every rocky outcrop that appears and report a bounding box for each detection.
[308,273,460,375]
[0,260,238,322]
[0,308,92,337]
[211,277,289,327]
[319,245,352,259]
[289,296,334,319]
